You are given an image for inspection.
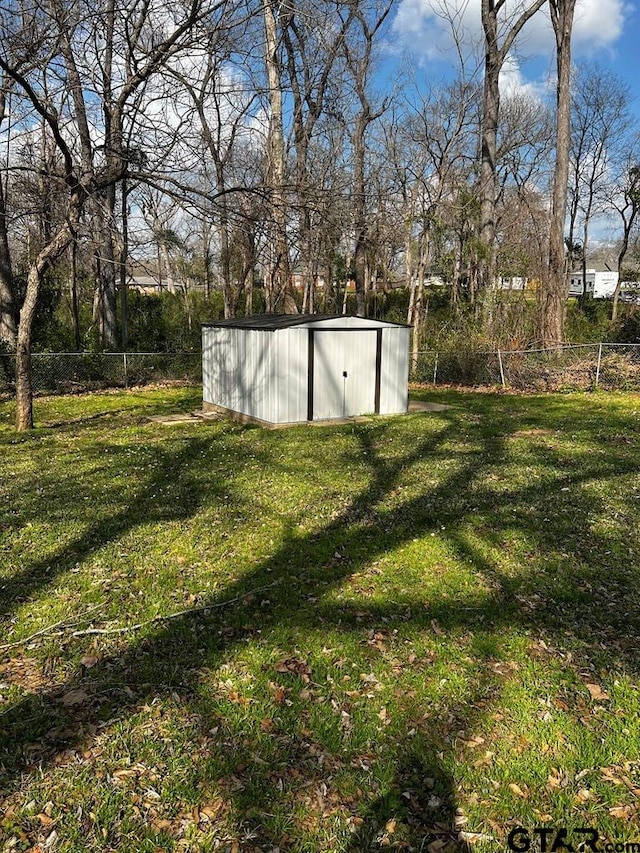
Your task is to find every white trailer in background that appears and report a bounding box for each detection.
[569,269,619,298]
[202,314,410,426]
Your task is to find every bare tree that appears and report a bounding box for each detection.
[0,78,16,349]
[607,152,640,322]
[262,0,298,313]
[167,48,259,316]
[539,0,577,347]
[478,0,546,302]
[567,62,632,298]
[341,0,393,317]
[280,0,355,313]
[0,0,230,429]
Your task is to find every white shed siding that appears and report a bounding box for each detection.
[202,315,410,424]
[274,328,308,423]
[380,327,410,414]
[312,330,376,419]
[202,327,276,421]
[239,329,260,419]
[202,326,231,408]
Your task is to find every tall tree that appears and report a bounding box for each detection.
[262,0,297,313]
[539,0,577,347]
[281,0,355,313]
[607,154,640,322]
[567,63,631,297]
[167,49,259,317]
[0,78,16,350]
[478,0,546,305]
[341,0,393,317]
[0,0,229,428]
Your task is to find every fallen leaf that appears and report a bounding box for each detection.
[547,769,568,789]
[200,801,224,820]
[268,681,287,705]
[609,805,636,819]
[43,830,58,850]
[509,783,528,799]
[61,689,89,707]
[586,683,610,702]
[275,657,312,681]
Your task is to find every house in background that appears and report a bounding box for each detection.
[569,266,619,299]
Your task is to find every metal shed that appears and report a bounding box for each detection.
[201,314,410,425]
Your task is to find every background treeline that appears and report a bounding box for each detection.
[1,0,640,427]
[31,283,640,356]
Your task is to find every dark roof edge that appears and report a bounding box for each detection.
[202,314,411,331]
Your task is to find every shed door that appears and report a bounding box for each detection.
[310,330,378,420]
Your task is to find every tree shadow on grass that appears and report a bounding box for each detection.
[1,397,640,848]
[0,422,270,615]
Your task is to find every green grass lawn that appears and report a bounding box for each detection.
[1,385,640,852]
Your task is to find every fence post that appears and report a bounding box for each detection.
[497,348,506,388]
[123,352,128,389]
[433,352,438,385]
[594,342,603,390]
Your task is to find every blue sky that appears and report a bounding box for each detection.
[389,0,640,120]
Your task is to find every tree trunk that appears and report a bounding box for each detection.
[540,0,576,347]
[479,0,546,307]
[93,194,118,350]
[405,232,415,326]
[120,176,129,349]
[353,115,367,317]
[0,173,15,350]
[15,199,81,430]
[479,54,500,297]
[69,240,81,350]
[262,0,295,314]
[0,88,15,350]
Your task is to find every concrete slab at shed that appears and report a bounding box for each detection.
[408,400,453,413]
[148,413,203,425]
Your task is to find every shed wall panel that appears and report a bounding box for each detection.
[274,329,308,423]
[203,327,275,420]
[238,329,273,421]
[202,327,234,408]
[313,330,376,419]
[379,327,409,414]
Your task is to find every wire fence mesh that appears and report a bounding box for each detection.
[412,343,640,392]
[1,344,639,399]
[0,352,202,397]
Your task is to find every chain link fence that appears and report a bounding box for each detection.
[412,343,640,392]
[1,344,639,399]
[0,352,201,397]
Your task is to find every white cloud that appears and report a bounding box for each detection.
[573,0,627,48]
[499,54,549,100]
[392,0,628,60]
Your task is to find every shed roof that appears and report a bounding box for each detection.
[202,314,410,331]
